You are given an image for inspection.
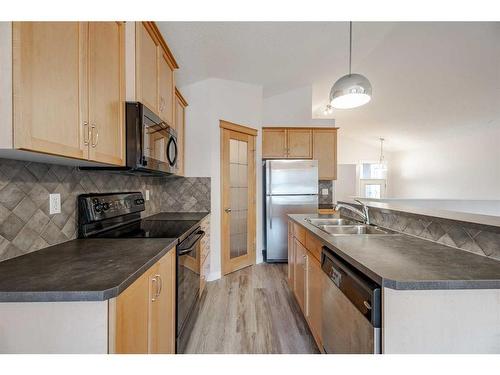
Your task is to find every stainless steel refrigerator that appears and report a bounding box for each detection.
[264,160,318,262]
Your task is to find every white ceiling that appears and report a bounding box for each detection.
[157,22,500,151]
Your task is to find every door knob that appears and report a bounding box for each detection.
[224,208,232,213]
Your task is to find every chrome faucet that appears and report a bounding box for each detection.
[335,199,370,225]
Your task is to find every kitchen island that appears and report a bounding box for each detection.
[288,213,500,354]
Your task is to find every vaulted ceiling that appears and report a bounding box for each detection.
[157,22,500,151]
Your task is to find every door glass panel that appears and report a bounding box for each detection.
[229,139,249,259]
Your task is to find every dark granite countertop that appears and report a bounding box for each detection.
[0,211,210,302]
[289,214,500,290]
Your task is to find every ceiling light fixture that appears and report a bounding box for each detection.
[378,137,388,170]
[329,22,372,109]
[323,104,333,115]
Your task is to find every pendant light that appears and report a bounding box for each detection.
[378,137,388,171]
[329,22,372,109]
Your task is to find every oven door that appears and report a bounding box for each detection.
[141,108,178,174]
[176,229,205,352]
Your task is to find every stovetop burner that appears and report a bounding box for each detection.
[92,218,199,239]
[77,192,202,240]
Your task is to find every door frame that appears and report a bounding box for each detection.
[220,120,258,276]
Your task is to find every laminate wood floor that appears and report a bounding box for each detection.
[184,263,319,354]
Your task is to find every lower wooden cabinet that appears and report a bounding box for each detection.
[112,249,176,354]
[294,238,308,315]
[307,255,323,348]
[289,219,325,351]
[287,221,295,288]
[149,250,176,354]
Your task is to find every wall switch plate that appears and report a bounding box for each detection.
[321,188,329,196]
[145,190,150,201]
[49,193,61,214]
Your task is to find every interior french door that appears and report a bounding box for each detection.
[220,121,257,275]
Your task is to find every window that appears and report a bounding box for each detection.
[361,162,387,179]
[359,162,387,199]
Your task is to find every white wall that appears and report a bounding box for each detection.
[181,78,263,280]
[387,126,500,201]
[263,85,334,126]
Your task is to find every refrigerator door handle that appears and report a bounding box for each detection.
[268,161,272,195]
[269,197,272,229]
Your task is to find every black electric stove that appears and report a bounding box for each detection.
[77,192,206,354]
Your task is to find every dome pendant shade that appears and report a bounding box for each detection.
[329,73,372,109]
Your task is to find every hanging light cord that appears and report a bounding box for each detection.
[379,138,385,164]
[348,21,352,75]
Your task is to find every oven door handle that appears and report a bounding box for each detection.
[177,230,206,255]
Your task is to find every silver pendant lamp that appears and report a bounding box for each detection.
[329,22,372,109]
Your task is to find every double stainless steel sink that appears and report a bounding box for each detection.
[305,218,392,236]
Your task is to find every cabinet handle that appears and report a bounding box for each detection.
[151,276,158,302]
[83,121,89,145]
[156,274,162,297]
[91,124,99,148]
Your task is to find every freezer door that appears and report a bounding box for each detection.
[266,160,318,195]
[265,194,318,262]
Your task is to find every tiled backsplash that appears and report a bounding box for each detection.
[0,158,210,262]
[339,203,500,261]
[319,180,333,205]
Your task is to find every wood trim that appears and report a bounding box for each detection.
[219,120,258,136]
[0,22,13,148]
[175,87,188,107]
[220,124,257,275]
[142,22,179,70]
[263,126,339,130]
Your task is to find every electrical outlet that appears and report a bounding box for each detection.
[145,190,150,201]
[321,188,329,196]
[49,193,61,214]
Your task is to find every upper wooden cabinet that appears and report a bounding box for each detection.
[262,128,287,158]
[88,22,125,166]
[287,129,312,158]
[12,22,88,160]
[135,22,178,127]
[313,128,337,180]
[136,22,160,115]
[10,22,125,165]
[175,87,188,176]
[262,126,338,180]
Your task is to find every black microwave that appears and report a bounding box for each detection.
[125,102,179,175]
[80,102,179,176]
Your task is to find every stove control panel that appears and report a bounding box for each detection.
[78,192,145,224]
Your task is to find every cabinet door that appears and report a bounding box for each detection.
[294,239,308,314]
[313,128,337,180]
[307,254,323,347]
[159,52,175,126]
[12,22,88,160]
[287,129,312,158]
[175,92,186,176]
[262,128,287,158]
[136,22,159,113]
[115,269,150,354]
[287,220,295,289]
[88,22,125,166]
[149,250,176,354]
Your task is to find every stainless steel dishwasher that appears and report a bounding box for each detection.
[321,246,381,354]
